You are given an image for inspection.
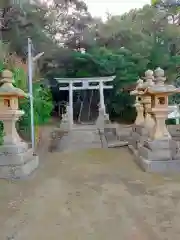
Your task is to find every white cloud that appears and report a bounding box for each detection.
[84,0,151,19]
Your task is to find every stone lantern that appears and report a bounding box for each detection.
[60,104,70,130]
[149,67,175,140]
[129,78,145,150]
[0,70,27,144]
[138,67,180,172]
[0,70,39,179]
[142,69,155,135]
[129,73,154,151]
[130,78,144,126]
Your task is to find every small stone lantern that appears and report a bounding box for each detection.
[0,69,27,144]
[142,70,155,134]
[0,69,39,179]
[130,78,144,126]
[129,78,147,150]
[60,104,70,130]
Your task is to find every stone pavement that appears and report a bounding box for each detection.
[0,146,180,239]
[58,125,102,151]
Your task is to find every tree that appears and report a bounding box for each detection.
[0,0,92,56]
[42,3,180,122]
[89,5,180,81]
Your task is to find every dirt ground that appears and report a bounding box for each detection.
[1,126,180,239]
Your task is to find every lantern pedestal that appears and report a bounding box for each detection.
[0,147,39,179]
[137,108,180,173]
[0,69,39,179]
[137,139,180,173]
[0,110,39,179]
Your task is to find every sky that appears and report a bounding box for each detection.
[84,0,151,19]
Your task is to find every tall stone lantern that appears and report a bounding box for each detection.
[0,70,39,179]
[138,67,180,173]
[0,70,27,145]
[149,68,174,140]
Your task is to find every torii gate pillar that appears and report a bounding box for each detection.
[69,81,73,129]
[99,80,105,110]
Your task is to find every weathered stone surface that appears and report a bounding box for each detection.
[129,124,149,150]
[133,137,180,172]
[0,142,28,154]
[0,148,34,166]
[116,125,132,142]
[143,139,177,150]
[133,125,148,136]
[130,131,140,149]
[60,122,69,131]
[138,145,173,161]
[0,153,39,179]
[139,156,180,173]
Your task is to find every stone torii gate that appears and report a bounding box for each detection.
[55,76,115,128]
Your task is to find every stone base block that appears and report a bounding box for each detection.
[129,137,180,173]
[138,146,173,161]
[129,144,180,173]
[0,149,39,179]
[144,139,177,150]
[0,141,28,154]
[138,157,180,173]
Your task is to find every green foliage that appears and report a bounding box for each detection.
[13,68,27,90]
[15,81,53,139]
[166,118,177,125]
[19,85,53,126]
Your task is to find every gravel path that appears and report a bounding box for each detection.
[0,126,180,239]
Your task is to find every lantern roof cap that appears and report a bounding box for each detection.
[0,69,27,98]
[147,67,177,94]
